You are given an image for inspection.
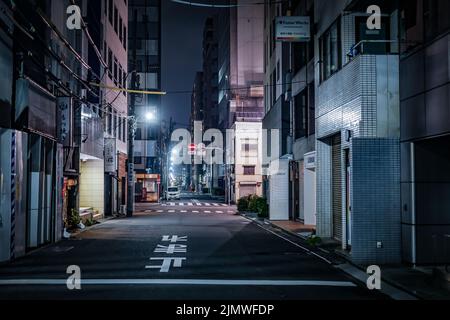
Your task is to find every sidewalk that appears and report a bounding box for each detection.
[241,213,450,300]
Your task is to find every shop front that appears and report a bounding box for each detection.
[135,174,161,203]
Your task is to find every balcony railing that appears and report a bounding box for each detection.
[347,39,399,61]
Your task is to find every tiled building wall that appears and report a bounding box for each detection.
[351,138,401,265]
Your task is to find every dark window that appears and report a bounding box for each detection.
[108,0,113,25]
[243,166,256,175]
[294,89,307,139]
[114,6,118,34]
[320,18,341,82]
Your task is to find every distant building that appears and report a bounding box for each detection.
[218,0,265,203]
[128,0,162,203]
[190,72,204,193]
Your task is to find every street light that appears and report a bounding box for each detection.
[127,108,158,217]
[145,112,156,121]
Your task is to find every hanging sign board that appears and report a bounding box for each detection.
[275,16,310,42]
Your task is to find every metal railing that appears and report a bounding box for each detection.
[347,39,399,60]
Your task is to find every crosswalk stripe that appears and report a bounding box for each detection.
[204,203,210,206]
[187,203,193,206]
[205,211,211,213]
[168,210,175,213]
[216,211,223,214]
[221,204,228,207]
[179,203,184,206]
[193,211,199,213]
[181,210,187,213]
[213,203,219,207]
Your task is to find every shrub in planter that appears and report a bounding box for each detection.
[248,195,260,212]
[67,209,81,230]
[256,198,269,218]
[237,197,249,212]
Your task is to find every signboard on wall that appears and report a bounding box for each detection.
[104,138,117,173]
[275,16,310,42]
[57,97,72,145]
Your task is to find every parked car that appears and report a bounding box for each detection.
[166,186,181,200]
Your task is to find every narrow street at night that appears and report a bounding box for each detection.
[0,196,386,300]
[1,0,450,310]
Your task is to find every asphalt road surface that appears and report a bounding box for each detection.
[0,199,387,300]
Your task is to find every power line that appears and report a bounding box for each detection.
[171,0,291,8]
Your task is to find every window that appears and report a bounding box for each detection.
[134,157,142,165]
[320,19,341,82]
[113,110,117,137]
[123,26,127,50]
[135,128,142,140]
[114,6,118,34]
[108,49,113,78]
[294,89,307,139]
[118,117,122,141]
[119,17,123,42]
[113,57,118,84]
[243,166,256,175]
[123,120,127,142]
[242,140,258,154]
[108,0,113,25]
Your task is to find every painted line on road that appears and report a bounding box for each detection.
[0,279,357,287]
[254,224,333,265]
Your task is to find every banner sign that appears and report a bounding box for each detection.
[104,138,117,173]
[275,16,310,42]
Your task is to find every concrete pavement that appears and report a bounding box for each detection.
[0,201,388,300]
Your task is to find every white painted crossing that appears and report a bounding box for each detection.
[162,202,232,208]
[0,278,357,287]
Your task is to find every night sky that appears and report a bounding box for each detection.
[161,1,219,126]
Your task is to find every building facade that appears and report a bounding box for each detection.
[218,0,265,203]
[128,0,162,203]
[399,0,450,265]
[314,0,401,264]
[262,0,316,224]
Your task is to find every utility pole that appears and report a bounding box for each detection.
[127,10,138,217]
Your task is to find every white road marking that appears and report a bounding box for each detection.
[187,203,193,206]
[193,211,199,213]
[254,224,332,265]
[204,203,210,206]
[221,204,228,207]
[157,210,164,213]
[179,203,184,206]
[0,279,356,287]
[228,211,235,213]
[180,210,187,213]
[216,211,223,214]
[196,203,202,206]
[205,211,211,213]
[168,210,175,213]
[213,203,219,207]
[145,257,186,273]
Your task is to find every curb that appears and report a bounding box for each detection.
[239,212,419,300]
[67,216,117,238]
